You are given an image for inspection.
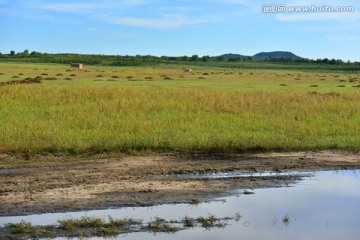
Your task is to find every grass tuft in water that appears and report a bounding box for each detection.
[197,214,219,229]
[147,217,177,233]
[58,216,104,231]
[190,198,200,205]
[183,216,195,227]
[282,214,290,226]
[99,227,120,237]
[4,221,35,234]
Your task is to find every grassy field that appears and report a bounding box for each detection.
[0,63,359,156]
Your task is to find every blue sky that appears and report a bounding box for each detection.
[0,0,359,61]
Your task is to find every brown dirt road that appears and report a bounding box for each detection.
[0,151,359,216]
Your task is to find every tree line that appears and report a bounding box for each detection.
[1,50,359,71]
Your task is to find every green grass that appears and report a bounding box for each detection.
[197,215,220,229]
[183,216,195,227]
[0,63,359,156]
[4,221,35,234]
[58,216,105,231]
[148,217,178,233]
[1,214,234,238]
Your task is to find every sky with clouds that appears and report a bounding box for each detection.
[0,0,359,61]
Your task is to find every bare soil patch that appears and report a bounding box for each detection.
[0,151,359,216]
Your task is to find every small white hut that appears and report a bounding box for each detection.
[71,63,84,69]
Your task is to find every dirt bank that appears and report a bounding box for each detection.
[0,151,359,216]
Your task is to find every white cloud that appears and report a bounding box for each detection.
[27,0,149,13]
[105,14,216,29]
[40,3,102,12]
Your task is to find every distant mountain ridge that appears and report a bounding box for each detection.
[253,51,302,60]
[212,51,303,61]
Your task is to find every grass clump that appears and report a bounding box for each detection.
[190,198,200,205]
[147,217,177,233]
[58,216,104,231]
[282,214,290,226]
[108,216,126,226]
[183,216,194,227]
[197,215,219,229]
[5,221,35,234]
[98,227,120,237]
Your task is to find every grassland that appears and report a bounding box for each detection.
[0,63,359,156]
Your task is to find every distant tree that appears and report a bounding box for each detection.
[201,55,210,62]
[228,56,242,62]
[181,55,188,61]
[322,58,329,64]
[247,56,254,62]
[10,50,15,56]
[264,56,272,62]
[23,49,29,55]
[191,55,199,62]
[228,56,237,62]
[216,56,225,62]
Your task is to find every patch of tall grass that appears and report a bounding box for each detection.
[0,84,359,155]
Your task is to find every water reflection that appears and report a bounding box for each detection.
[1,170,359,240]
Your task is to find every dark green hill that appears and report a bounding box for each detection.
[253,51,302,60]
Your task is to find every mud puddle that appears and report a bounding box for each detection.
[1,170,359,239]
[166,170,313,180]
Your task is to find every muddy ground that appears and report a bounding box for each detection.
[0,151,359,216]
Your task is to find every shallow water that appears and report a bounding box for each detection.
[169,169,311,179]
[1,170,360,240]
